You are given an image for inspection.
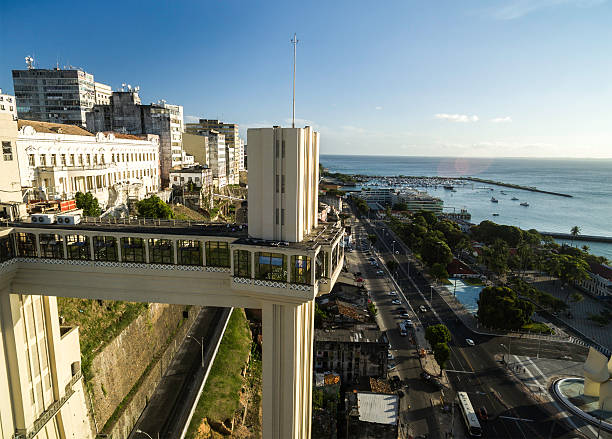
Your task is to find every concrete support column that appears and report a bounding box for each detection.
[251,251,256,279]
[262,300,314,439]
[286,257,291,284]
[144,239,150,264]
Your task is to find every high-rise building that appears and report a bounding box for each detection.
[248,126,319,242]
[185,119,241,184]
[203,130,227,188]
[86,89,186,184]
[0,89,17,119]
[12,65,110,127]
[238,137,246,171]
[182,132,209,166]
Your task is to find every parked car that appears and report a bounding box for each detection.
[404,319,413,326]
[387,352,394,360]
[465,338,475,346]
[392,300,401,305]
[401,312,410,318]
[389,291,397,296]
[420,371,431,381]
[376,270,384,275]
[419,305,427,312]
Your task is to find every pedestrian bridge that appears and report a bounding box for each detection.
[0,217,344,439]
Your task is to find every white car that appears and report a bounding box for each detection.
[404,319,413,326]
[387,352,394,360]
[376,270,384,275]
[391,299,401,305]
[388,291,397,296]
[419,305,427,312]
[465,338,475,346]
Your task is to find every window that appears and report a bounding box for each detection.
[316,251,328,279]
[233,250,251,278]
[40,155,46,166]
[28,154,35,166]
[281,209,285,225]
[2,141,12,161]
[282,140,285,158]
[275,140,279,158]
[178,240,202,265]
[78,155,83,166]
[281,175,285,193]
[40,234,64,258]
[66,235,90,260]
[292,255,312,284]
[255,252,286,281]
[205,241,230,267]
[51,154,57,166]
[93,236,118,261]
[276,208,279,225]
[121,237,145,262]
[70,154,75,165]
[86,154,91,165]
[149,239,174,264]
[60,154,66,166]
[0,236,14,262]
[276,175,279,193]
[15,233,37,257]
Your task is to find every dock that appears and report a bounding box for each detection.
[460,177,573,198]
[539,231,612,244]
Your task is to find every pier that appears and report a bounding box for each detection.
[539,231,612,244]
[460,177,573,198]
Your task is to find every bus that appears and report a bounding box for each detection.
[457,391,482,437]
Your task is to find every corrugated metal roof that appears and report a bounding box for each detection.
[357,392,399,425]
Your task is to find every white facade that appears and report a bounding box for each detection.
[17,120,160,208]
[238,137,245,171]
[169,165,212,189]
[156,100,184,169]
[201,130,226,188]
[94,82,112,105]
[248,126,319,242]
[580,264,612,297]
[0,89,17,119]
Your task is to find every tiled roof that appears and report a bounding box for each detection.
[18,119,93,136]
[369,377,392,394]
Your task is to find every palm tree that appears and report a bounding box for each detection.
[582,245,590,253]
[570,226,581,247]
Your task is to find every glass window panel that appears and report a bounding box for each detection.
[148,239,174,264]
[0,236,15,262]
[93,236,118,261]
[292,255,312,284]
[66,235,90,260]
[120,237,145,263]
[233,250,251,278]
[15,233,37,257]
[205,241,230,267]
[178,240,202,266]
[255,252,287,281]
[39,234,64,259]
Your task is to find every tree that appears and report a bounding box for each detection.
[367,234,377,245]
[483,239,510,275]
[433,342,451,375]
[425,324,451,346]
[135,195,175,219]
[75,191,101,217]
[570,226,581,247]
[367,302,378,318]
[392,202,409,211]
[421,235,453,267]
[429,263,449,282]
[477,286,535,330]
[386,259,398,273]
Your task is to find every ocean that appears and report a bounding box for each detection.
[320,155,612,260]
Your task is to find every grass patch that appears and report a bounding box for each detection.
[171,204,208,221]
[462,277,485,286]
[57,298,148,383]
[185,309,252,438]
[440,278,452,285]
[522,322,553,334]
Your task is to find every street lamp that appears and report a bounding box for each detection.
[135,429,158,439]
[430,285,434,304]
[188,335,204,369]
[500,339,512,365]
[392,240,395,255]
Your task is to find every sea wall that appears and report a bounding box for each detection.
[87,303,199,436]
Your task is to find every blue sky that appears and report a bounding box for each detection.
[2,0,612,158]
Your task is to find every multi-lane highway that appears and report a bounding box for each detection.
[348,207,590,439]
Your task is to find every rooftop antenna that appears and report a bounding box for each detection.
[25,56,35,70]
[291,33,298,128]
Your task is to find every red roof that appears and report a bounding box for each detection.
[447,258,477,276]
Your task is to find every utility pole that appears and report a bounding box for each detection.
[291,33,298,128]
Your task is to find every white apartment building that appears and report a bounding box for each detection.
[580,263,612,297]
[196,130,226,188]
[94,82,112,105]
[156,100,184,169]
[0,89,17,119]
[248,126,319,242]
[17,120,160,208]
[169,165,212,190]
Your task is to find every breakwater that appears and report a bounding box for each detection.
[539,231,612,244]
[460,177,573,198]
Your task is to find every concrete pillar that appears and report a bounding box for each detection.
[262,300,314,439]
[251,251,256,279]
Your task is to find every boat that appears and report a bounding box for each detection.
[443,185,454,190]
[511,197,519,201]
[491,197,498,203]
[492,213,499,216]
[500,191,507,195]
[520,202,529,207]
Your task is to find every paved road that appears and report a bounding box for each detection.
[127,307,230,439]
[351,207,591,439]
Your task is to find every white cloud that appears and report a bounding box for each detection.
[375,106,383,111]
[486,0,605,20]
[184,115,200,123]
[434,113,479,123]
[491,116,513,123]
